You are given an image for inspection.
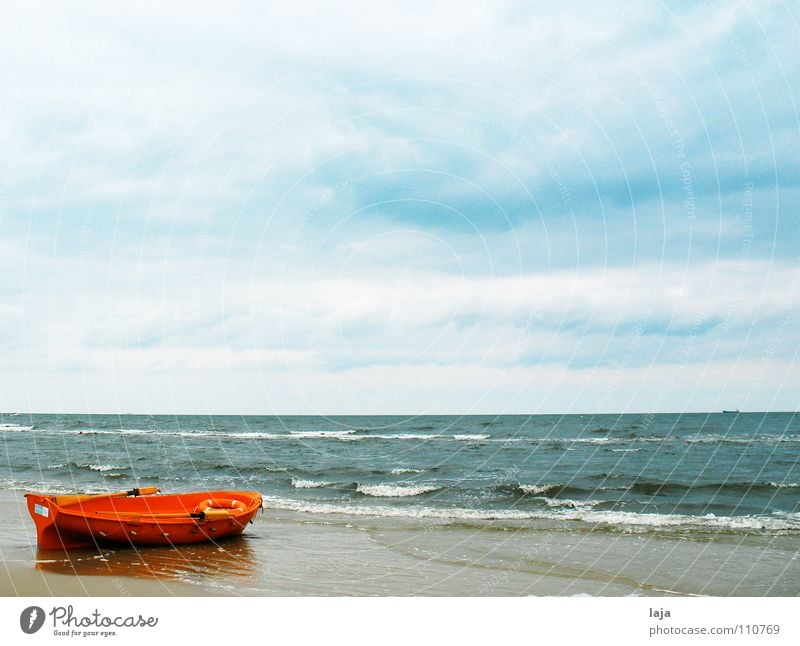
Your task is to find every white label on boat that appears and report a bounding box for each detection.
[34,504,49,517]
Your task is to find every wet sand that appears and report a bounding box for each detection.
[1,489,798,596]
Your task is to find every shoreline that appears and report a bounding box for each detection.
[1,488,798,596]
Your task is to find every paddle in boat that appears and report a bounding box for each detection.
[25,487,262,550]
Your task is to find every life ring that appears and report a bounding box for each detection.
[195,498,246,516]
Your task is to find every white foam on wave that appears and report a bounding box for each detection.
[356,484,441,497]
[262,497,800,531]
[0,423,34,432]
[686,434,800,445]
[2,425,494,443]
[292,478,333,489]
[391,468,423,475]
[568,437,621,445]
[80,463,122,472]
[368,434,444,440]
[518,484,561,495]
[170,430,279,439]
[485,437,526,443]
[611,448,641,453]
[0,477,116,495]
[537,497,600,509]
[289,430,357,439]
[66,428,155,436]
[47,461,126,472]
[769,482,800,489]
[368,433,487,441]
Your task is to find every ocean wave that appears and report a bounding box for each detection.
[1,425,603,445]
[47,461,127,474]
[287,432,488,442]
[368,434,444,440]
[587,427,668,440]
[532,437,631,446]
[568,437,624,444]
[51,428,489,442]
[628,481,798,496]
[173,431,284,440]
[111,429,153,434]
[0,423,35,432]
[83,463,122,472]
[66,428,157,436]
[289,430,357,439]
[537,497,601,509]
[0,477,118,495]
[291,478,333,489]
[262,496,800,531]
[489,435,667,445]
[487,480,798,498]
[494,483,590,497]
[391,468,424,475]
[573,510,800,531]
[356,484,442,497]
[331,433,480,441]
[9,424,798,448]
[610,448,641,453]
[686,434,800,445]
[517,483,564,495]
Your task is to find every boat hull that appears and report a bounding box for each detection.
[25,490,262,550]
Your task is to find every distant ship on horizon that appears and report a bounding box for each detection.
[722,409,740,414]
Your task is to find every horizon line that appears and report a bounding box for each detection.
[2,410,796,417]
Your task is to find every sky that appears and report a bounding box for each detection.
[0,0,798,414]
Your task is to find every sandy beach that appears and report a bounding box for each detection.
[1,488,798,596]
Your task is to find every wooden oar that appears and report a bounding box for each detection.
[54,487,160,507]
[91,510,203,520]
[92,509,240,521]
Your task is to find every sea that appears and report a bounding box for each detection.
[2,412,799,535]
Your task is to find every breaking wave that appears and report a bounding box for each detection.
[0,423,35,432]
[356,484,442,497]
[291,478,334,489]
[262,496,800,532]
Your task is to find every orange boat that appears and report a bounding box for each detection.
[25,487,262,550]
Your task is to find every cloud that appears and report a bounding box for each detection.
[0,0,797,412]
[2,230,796,368]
